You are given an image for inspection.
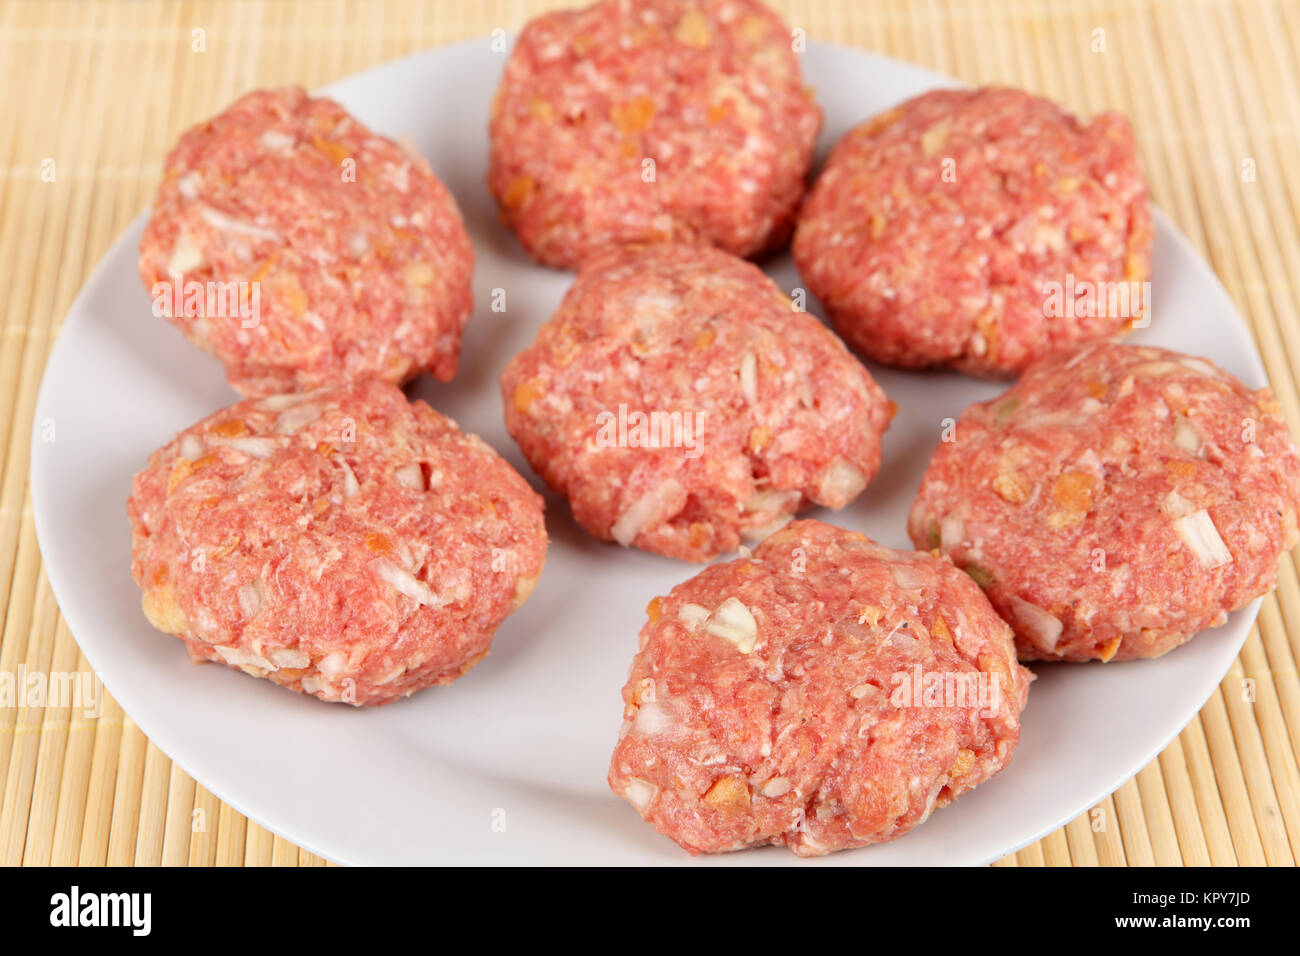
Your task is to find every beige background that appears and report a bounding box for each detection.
[1,0,1298,866]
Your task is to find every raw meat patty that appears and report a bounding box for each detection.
[793,87,1152,377]
[908,341,1300,662]
[500,243,892,562]
[127,380,547,705]
[489,0,821,269]
[139,86,474,396]
[608,519,1032,855]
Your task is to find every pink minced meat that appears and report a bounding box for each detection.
[139,86,474,396]
[908,341,1300,662]
[127,381,547,706]
[609,519,1032,856]
[500,243,893,562]
[793,87,1152,378]
[488,0,821,269]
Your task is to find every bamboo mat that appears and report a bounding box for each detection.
[1,0,1298,868]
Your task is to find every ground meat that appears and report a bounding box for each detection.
[793,87,1152,377]
[489,0,820,269]
[126,380,547,706]
[139,86,474,396]
[908,341,1300,662]
[608,519,1032,855]
[500,243,892,562]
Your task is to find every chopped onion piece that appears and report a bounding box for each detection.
[705,597,758,653]
[167,229,204,275]
[677,603,710,629]
[1131,360,1178,377]
[259,129,296,152]
[631,291,678,315]
[621,778,655,811]
[742,488,793,513]
[269,647,309,669]
[1160,489,1194,518]
[220,436,277,459]
[1174,509,1233,568]
[236,583,262,618]
[198,205,282,242]
[611,479,683,547]
[1009,596,1063,652]
[761,777,793,798]
[274,403,322,433]
[317,652,348,678]
[815,459,867,509]
[1179,356,1219,377]
[178,433,205,461]
[214,645,275,672]
[332,456,360,498]
[394,463,424,490]
[739,351,758,403]
[372,559,448,607]
[176,171,201,200]
[631,701,672,736]
[1172,413,1202,454]
[891,564,924,591]
[741,512,792,543]
[258,390,324,411]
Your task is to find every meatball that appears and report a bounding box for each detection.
[127,380,547,705]
[793,87,1152,377]
[609,519,1032,855]
[501,243,892,562]
[489,0,820,268]
[139,86,474,396]
[908,341,1300,661]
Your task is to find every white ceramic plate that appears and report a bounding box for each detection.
[32,39,1263,866]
